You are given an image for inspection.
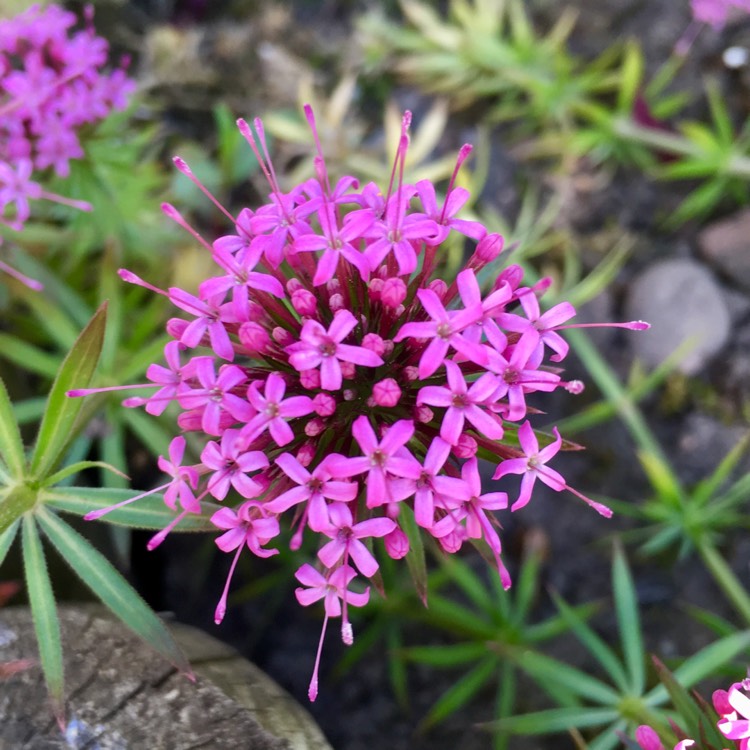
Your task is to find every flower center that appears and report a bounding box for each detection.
[319,339,337,357]
[436,322,452,340]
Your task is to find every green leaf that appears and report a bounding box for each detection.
[400,642,488,667]
[35,507,192,676]
[42,486,220,531]
[420,656,498,730]
[0,376,25,478]
[0,518,20,566]
[401,504,428,605]
[482,706,619,735]
[22,514,64,715]
[550,590,629,692]
[613,545,645,694]
[0,333,60,378]
[30,303,107,479]
[507,647,621,705]
[41,461,127,488]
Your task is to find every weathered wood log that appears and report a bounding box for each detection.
[0,605,333,750]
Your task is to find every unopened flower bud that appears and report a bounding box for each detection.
[291,288,317,316]
[428,279,448,299]
[166,317,189,338]
[343,389,356,401]
[327,278,341,294]
[368,278,384,300]
[381,277,407,308]
[384,527,409,559]
[404,366,420,382]
[329,293,344,311]
[372,378,401,407]
[296,442,316,467]
[382,339,395,356]
[305,418,326,436]
[340,361,355,379]
[272,326,295,346]
[453,434,478,458]
[239,322,270,354]
[299,368,321,390]
[475,232,504,263]
[415,404,433,423]
[313,393,336,416]
[362,333,386,356]
[496,264,523,293]
[286,278,303,294]
[247,301,266,322]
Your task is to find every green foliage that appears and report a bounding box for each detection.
[482,546,750,750]
[0,307,218,720]
[359,0,750,225]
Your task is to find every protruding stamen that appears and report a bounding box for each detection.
[38,191,93,212]
[84,482,169,520]
[147,509,190,550]
[214,542,245,624]
[172,157,235,223]
[308,613,329,702]
[161,203,213,252]
[440,143,472,224]
[0,260,43,291]
[67,383,154,398]
[118,268,166,296]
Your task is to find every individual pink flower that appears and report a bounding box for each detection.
[417,359,503,445]
[317,503,396,577]
[326,417,422,508]
[286,309,384,390]
[200,429,269,500]
[717,680,750,747]
[295,563,370,700]
[264,452,358,531]
[691,0,750,29]
[394,280,485,378]
[212,502,280,624]
[241,372,314,446]
[158,436,200,513]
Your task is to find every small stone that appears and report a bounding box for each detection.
[698,208,750,290]
[625,258,730,374]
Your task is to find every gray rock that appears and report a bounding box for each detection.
[698,208,750,291]
[625,258,731,374]
[0,605,333,750]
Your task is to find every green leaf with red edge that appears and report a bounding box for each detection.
[652,656,726,748]
[22,514,65,721]
[35,506,192,676]
[30,303,107,479]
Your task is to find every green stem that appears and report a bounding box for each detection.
[698,540,750,626]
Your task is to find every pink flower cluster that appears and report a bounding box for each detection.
[72,108,646,700]
[0,4,134,282]
[690,0,750,29]
[634,677,750,749]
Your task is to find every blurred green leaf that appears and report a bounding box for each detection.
[0,376,25,478]
[30,303,107,479]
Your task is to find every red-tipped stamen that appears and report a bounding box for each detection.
[440,143,472,224]
[161,203,213,252]
[67,383,155,398]
[147,509,191,550]
[308,613,329,702]
[214,542,245,624]
[38,191,92,212]
[118,268,167,296]
[0,260,43,291]
[552,320,650,332]
[84,482,170,520]
[172,157,235,223]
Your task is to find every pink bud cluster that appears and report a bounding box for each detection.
[0,4,133,281]
[634,676,750,749]
[72,107,647,700]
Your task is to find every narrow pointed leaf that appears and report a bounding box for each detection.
[30,303,107,478]
[550,590,629,692]
[481,707,619,735]
[612,545,644,694]
[0,376,25,478]
[0,518,20,566]
[41,461,127,488]
[35,507,191,676]
[420,656,498,730]
[401,505,428,605]
[22,514,64,713]
[42,486,220,531]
